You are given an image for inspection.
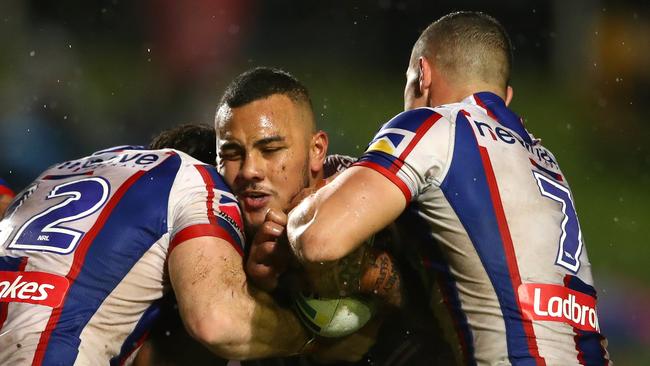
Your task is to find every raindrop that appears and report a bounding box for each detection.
[613,217,619,222]
[147,48,151,53]
[63,115,68,120]
[29,50,35,57]
[165,331,171,336]
[566,123,572,130]
[68,44,72,49]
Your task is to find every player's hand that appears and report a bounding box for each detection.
[246,208,291,291]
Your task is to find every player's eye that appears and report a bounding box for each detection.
[261,145,284,155]
[219,148,243,161]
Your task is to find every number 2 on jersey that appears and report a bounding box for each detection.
[8,177,110,254]
[533,172,583,273]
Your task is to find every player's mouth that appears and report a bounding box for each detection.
[240,190,271,211]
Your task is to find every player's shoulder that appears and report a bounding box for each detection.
[379,106,466,133]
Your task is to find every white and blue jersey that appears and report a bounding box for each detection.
[0,147,244,365]
[355,92,610,365]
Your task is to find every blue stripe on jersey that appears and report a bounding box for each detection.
[440,112,538,365]
[357,151,400,174]
[474,92,532,145]
[110,300,162,366]
[565,276,608,365]
[42,154,181,364]
[378,108,437,134]
[0,256,24,271]
[396,206,476,365]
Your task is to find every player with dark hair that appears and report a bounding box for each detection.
[217,67,453,365]
[148,123,217,165]
[216,67,322,242]
[0,177,14,216]
[284,11,611,365]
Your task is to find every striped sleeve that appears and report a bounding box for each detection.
[168,164,245,256]
[354,108,451,202]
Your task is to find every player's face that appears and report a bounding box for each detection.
[216,94,313,235]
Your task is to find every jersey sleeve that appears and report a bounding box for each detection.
[353,108,452,202]
[167,163,245,257]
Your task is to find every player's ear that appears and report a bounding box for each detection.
[309,131,328,174]
[418,57,432,96]
[505,85,514,106]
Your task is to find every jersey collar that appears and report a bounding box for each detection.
[464,92,533,145]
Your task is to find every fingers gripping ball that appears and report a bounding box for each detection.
[294,293,375,338]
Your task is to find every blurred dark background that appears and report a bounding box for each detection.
[0,0,648,363]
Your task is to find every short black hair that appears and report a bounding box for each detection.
[218,67,313,109]
[148,124,216,165]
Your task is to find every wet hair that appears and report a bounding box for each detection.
[219,67,313,109]
[413,11,513,88]
[148,124,216,165]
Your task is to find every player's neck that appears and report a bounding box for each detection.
[430,79,506,106]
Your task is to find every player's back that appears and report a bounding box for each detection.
[0,147,237,365]
[356,92,610,365]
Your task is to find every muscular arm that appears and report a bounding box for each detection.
[168,236,310,360]
[288,166,406,265]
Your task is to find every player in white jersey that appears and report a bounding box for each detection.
[286,12,611,365]
[0,138,315,364]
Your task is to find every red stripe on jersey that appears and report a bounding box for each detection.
[194,165,218,225]
[478,146,546,365]
[169,223,243,257]
[353,161,412,202]
[474,95,498,120]
[389,112,443,174]
[31,170,147,366]
[0,257,27,330]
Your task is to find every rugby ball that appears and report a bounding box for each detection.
[294,293,374,338]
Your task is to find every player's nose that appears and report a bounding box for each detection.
[239,152,265,182]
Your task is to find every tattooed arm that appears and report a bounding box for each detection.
[301,236,403,308]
